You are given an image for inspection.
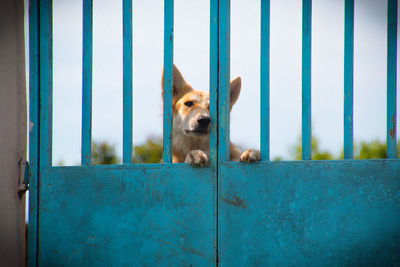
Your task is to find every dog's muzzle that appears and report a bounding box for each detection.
[197,116,211,130]
[186,115,211,135]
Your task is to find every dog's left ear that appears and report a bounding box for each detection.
[230,76,241,109]
[162,65,193,106]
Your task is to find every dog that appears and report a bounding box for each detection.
[162,65,260,166]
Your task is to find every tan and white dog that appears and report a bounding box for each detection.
[162,65,260,166]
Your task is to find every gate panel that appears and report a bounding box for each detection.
[29,0,217,265]
[39,165,216,266]
[217,0,400,265]
[219,161,400,266]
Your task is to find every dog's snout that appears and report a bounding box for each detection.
[197,116,211,128]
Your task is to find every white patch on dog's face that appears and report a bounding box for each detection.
[173,91,210,139]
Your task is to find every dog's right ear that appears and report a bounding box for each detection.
[162,65,192,105]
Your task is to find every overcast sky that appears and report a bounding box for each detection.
[40,0,400,165]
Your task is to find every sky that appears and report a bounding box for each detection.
[32,0,400,165]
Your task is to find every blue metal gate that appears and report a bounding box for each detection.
[29,0,400,266]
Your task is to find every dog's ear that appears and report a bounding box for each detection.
[162,65,192,105]
[230,76,241,109]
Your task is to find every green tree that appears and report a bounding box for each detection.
[92,141,120,165]
[291,136,334,160]
[91,138,163,165]
[132,138,163,163]
[339,139,399,159]
[355,139,399,159]
[356,140,387,159]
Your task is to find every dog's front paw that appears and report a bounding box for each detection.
[239,149,260,163]
[185,150,209,167]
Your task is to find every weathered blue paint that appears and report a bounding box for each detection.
[28,0,39,265]
[39,0,53,167]
[82,0,93,165]
[123,0,133,164]
[209,0,218,168]
[260,0,270,161]
[29,0,400,266]
[162,0,173,163]
[216,1,231,264]
[387,0,397,158]
[38,164,216,266]
[344,0,354,159]
[219,160,400,266]
[302,0,312,160]
[209,2,219,264]
[218,0,230,162]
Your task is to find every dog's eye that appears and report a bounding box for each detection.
[184,101,194,107]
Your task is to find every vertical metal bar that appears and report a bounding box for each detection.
[260,0,270,161]
[163,0,174,163]
[302,0,312,160]
[387,0,398,158]
[344,0,354,159]
[210,0,219,167]
[28,0,39,265]
[123,0,133,164]
[210,0,219,263]
[218,0,230,162]
[81,0,93,165]
[39,0,53,167]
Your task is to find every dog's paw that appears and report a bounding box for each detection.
[239,149,260,163]
[185,150,209,167]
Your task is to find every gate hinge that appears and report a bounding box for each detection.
[18,160,29,199]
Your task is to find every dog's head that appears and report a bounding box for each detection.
[162,65,241,138]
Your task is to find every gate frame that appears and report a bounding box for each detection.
[28,0,399,266]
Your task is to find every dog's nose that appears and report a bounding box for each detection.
[197,116,211,128]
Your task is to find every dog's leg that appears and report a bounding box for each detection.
[185,150,209,167]
[239,149,260,162]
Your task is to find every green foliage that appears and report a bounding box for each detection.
[291,136,334,160]
[272,156,283,161]
[354,139,399,159]
[293,137,399,160]
[91,138,163,165]
[132,138,163,164]
[92,141,119,165]
[356,139,387,159]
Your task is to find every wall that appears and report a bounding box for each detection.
[0,0,27,266]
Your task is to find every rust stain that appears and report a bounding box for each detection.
[389,114,396,139]
[180,245,207,258]
[222,196,247,209]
